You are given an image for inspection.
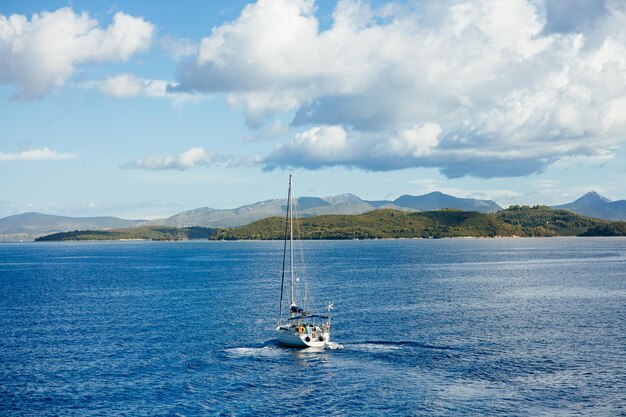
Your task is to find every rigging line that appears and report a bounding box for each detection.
[278,177,291,324]
[293,200,313,314]
[293,198,305,310]
[293,202,307,310]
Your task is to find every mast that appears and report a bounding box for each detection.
[289,175,295,309]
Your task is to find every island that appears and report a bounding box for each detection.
[34,206,626,241]
[35,226,217,241]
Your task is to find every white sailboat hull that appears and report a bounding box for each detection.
[276,328,330,348]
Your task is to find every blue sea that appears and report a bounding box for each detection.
[1,238,625,416]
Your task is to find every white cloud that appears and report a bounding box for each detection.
[94,74,168,98]
[172,0,626,178]
[82,74,202,107]
[264,124,442,170]
[121,146,261,171]
[122,147,220,170]
[264,125,353,169]
[0,148,77,161]
[0,8,154,99]
[291,125,349,161]
[386,124,441,158]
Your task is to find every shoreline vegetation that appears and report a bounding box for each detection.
[34,206,626,242]
[35,226,217,242]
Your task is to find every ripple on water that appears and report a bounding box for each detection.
[0,239,624,416]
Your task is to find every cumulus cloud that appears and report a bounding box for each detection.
[0,8,154,99]
[81,74,202,107]
[122,146,261,171]
[92,74,169,98]
[0,148,77,161]
[171,0,626,178]
[386,124,442,158]
[122,147,220,170]
[264,124,443,171]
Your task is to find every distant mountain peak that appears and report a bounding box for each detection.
[334,193,360,199]
[322,193,363,204]
[397,191,445,199]
[578,191,611,202]
[552,191,625,221]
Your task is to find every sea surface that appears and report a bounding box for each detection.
[0,238,625,416]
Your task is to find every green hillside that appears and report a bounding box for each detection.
[579,222,626,236]
[215,207,625,240]
[495,205,616,236]
[214,209,520,239]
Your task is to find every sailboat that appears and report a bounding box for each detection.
[275,175,333,348]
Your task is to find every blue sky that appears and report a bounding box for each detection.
[1,0,625,219]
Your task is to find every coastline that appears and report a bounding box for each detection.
[9,235,625,243]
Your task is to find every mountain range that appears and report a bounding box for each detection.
[0,212,144,241]
[140,192,502,229]
[2,191,625,241]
